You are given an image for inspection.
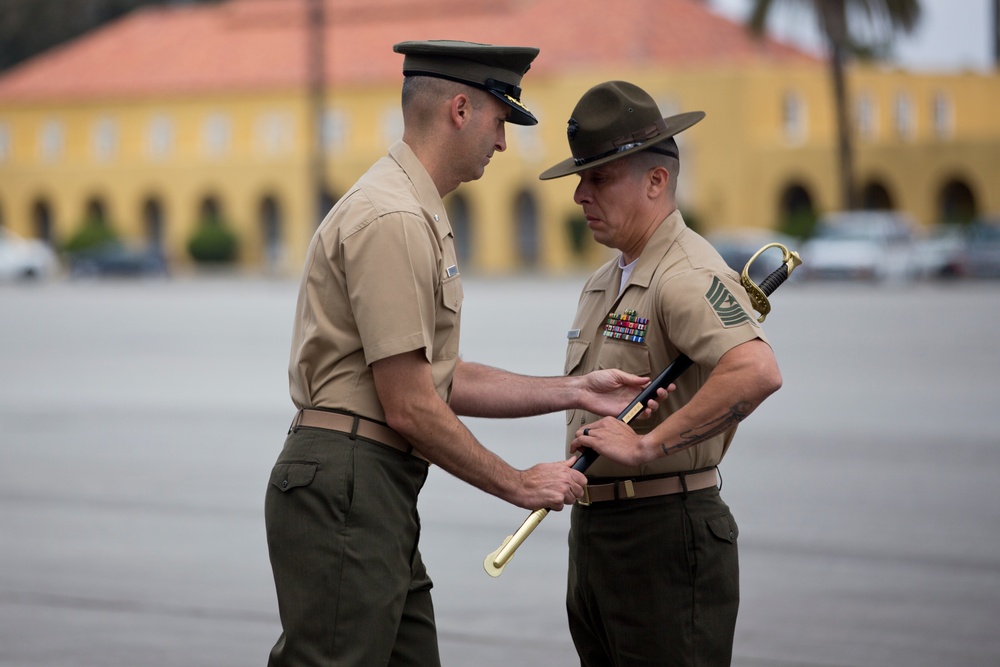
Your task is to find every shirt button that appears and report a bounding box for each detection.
[281,480,288,489]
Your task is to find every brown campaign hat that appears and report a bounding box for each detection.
[539,81,705,180]
[393,39,540,126]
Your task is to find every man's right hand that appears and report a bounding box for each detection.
[510,457,587,511]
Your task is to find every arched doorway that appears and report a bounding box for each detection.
[777,183,816,238]
[446,193,472,267]
[515,189,540,268]
[260,194,284,269]
[142,197,165,248]
[861,181,894,210]
[937,179,977,224]
[32,199,54,243]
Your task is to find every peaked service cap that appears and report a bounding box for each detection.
[539,80,705,180]
[393,39,539,126]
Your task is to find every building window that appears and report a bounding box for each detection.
[932,93,954,139]
[893,93,915,140]
[0,122,10,162]
[39,120,65,161]
[93,117,119,162]
[256,112,293,156]
[147,115,175,160]
[202,113,231,157]
[782,91,806,144]
[856,92,878,141]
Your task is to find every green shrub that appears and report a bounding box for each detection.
[63,215,118,253]
[187,218,238,264]
[779,209,818,239]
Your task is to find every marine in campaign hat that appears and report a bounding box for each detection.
[540,80,705,179]
[393,39,540,126]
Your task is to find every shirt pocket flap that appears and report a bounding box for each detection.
[270,462,318,493]
[564,340,590,375]
[707,514,739,544]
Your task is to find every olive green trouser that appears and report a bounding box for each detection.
[264,426,439,667]
[567,485,740,667]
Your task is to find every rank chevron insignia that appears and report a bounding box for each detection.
[705,276,754,327]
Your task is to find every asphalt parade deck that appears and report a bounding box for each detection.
[2,275,998,666]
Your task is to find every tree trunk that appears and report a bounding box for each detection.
[818,1,857,210]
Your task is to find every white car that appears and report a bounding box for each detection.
[0,227,59,281]
[801,211,919,282]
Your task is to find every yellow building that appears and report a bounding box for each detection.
[0,0,997,274]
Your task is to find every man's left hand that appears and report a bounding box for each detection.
[580,369,673,419]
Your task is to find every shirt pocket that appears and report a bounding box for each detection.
[564,340,590,426]
[441,273,463,313]
[596,338,652,378]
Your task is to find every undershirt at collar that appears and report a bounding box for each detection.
[618,255,639,296]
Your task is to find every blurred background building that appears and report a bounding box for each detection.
[0,0,997,275]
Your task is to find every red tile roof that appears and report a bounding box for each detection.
[0,0,819,102]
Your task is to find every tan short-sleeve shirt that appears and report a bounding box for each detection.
[564,210,768,477]
[288,140,464,422]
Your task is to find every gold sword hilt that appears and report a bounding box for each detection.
[740,242,802,323]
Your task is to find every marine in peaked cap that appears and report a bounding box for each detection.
[393,39,539,126]
[540,80,705,179]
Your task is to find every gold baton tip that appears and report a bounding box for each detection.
[483,536,512,577]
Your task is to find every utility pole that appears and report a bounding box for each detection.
[994,0,999,68]
[307,0,327,226]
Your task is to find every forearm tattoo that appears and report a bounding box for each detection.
[661,401,751,456]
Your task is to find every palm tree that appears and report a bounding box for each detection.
[747,0,921,211]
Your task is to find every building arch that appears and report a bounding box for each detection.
[198,194,224,223]
[31,198,55,242]
[514,188,540,267]
[142,196,166,248]
[259,193,284,268]
[936,177,977,224]
[860,180,895,210]
[445,193,472,267]
[777,181,817,238]
[84,196,109,224]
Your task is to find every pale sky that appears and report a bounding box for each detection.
[708,0,996,72]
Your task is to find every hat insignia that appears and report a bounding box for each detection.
[567,118,579,140]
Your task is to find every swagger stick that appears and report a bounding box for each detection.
[484,243,801,577]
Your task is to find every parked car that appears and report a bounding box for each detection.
[707,229,801,283]
[912,224,967,279]
[800,210,918,282]
[0,227,59,281]
[67,241,169,278]
[960,218,1000,278]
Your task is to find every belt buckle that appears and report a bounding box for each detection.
[578,486,592,507]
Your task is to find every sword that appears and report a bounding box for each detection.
[484,242,802,577]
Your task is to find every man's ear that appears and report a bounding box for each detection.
[647,165,670,198]
[450,93,473,128]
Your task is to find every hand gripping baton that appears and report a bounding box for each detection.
[484,242,802,577]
